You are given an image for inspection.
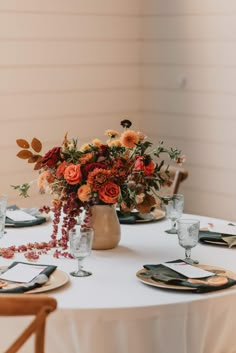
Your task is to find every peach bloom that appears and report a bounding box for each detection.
[135,192,145,204]
[79,152,93,164]
[92,139,102,147]
[120,130,139,148]
[105,130,120,138]
[64,164,82,185]
[77,184,91,202]
[79,143,90,151]
[37,171,54,193]
[137,131,146,141]
[56,160,68,179]
[108,139,122,147]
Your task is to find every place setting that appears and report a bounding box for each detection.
[5,205,48,228]
[116,207,166,224]
[199,222,236,248]
[0,261,69,294]
[136,216,236,293]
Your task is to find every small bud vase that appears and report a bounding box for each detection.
[85,204,121,250]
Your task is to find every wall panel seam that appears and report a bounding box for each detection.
[0,10,141,17]
[0,110,141,123]
[142,86,236,96]
[0,87,142,96]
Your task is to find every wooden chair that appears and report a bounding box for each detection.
[155,165,188,207]
[166,165,188,195]
[0,294,57,353]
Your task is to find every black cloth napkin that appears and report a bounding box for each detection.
[117,210,154,224]
[199,231,229,246]
[5,205,47,228]
[117,210,136,224]
[142,260,236,293]
[0,261,57,294]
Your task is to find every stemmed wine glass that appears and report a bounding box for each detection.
[162,194,184,234]
[69,226,94,277]
[177,219,200,264]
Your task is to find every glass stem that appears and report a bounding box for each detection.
[185,248,191,259]
[77,259,83,273]
[170,219,176,230]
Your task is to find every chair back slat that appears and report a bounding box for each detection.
[0,294,57,353]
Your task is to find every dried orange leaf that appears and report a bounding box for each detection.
[34,160,43,170]
[16,139,30,149]
[31,138,42,153]
[16,150,33,159]
[28,155,41,163]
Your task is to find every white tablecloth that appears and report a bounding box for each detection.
[1,214,236,353]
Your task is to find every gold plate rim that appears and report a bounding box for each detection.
[0,267,70,294]
[27,268,70,294]
[135,209,166,223]
[136,264,236,291]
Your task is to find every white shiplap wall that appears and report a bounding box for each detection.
[141,0,236,221]
[0,0,142,207]
[1,0,235,221]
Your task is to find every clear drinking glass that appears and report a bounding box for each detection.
[0,194,7,239]
[69,226,94,277]
[163,194,184,234]
[177,219,200,264]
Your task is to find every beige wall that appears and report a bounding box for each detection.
[0,0,142,207]
[141,0,236,221]
[1,0,235,222]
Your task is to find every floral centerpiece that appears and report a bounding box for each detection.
[8,119,184,259]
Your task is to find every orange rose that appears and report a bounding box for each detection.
[99,182,119,204]
[143,160,155,176]
[56,160,67,179]
[64,164,82,185]
[134,157,156,176]
[77,184,91,202]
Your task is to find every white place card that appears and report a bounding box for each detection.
[0,263,47,283]
[162,261,215,279]
[6,210,36,222]
[208,224,236,236]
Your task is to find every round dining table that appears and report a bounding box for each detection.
[1,213,236,353]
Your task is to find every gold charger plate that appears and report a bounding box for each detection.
[27,269,70,294]
[135,209,165,223]
[136,264,236,291]
[0,268,70,294]
[201,239,228,246]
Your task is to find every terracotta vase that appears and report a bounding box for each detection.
[89,204,121,250]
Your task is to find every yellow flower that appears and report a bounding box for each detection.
[80,143,90,151]
[105,130,120,139]
[108,139,122,147]
[92,139,102,147]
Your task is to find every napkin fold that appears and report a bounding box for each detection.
[142,260,236,293]
[199,231,236,248]
[0,262,57,294]
[117,210,154,224]
[116,210,136,224]
[5,205,47,228]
